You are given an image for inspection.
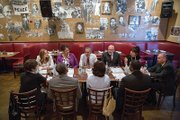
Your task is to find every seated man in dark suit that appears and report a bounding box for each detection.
[148,53,175,94]
[102,44,121,67]
[115,60,151,112]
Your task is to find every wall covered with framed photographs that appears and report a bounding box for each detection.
[0,0,177,42]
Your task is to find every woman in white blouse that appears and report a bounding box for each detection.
[87,61,110,89]
[36,49,54,70]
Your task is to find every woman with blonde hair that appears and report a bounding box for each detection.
[36,49,54,70]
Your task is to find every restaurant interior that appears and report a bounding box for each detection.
[0,0,180,120]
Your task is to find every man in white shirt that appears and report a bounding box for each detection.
[79,47,97,68]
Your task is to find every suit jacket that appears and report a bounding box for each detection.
[48,74,82,99]
[120,71,151,91]
[148,61,175,93]
[102,51,121,67]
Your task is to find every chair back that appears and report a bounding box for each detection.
[50,87,77,119]
[11,88,39,119]
[87,87,112,115]
[122,88,151,120]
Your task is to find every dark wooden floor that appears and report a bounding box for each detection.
[0,72,180,120]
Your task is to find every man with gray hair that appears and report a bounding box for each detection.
[48,63,82,99]
[148,53,175,95]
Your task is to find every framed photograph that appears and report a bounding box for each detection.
[101,1,112,15]
[128,15,141,25]
[76,22,84,34]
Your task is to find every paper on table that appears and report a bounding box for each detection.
[112,73,126,81]
[86,68,93,78]
[110,67,124,73]
[67,68,74,77]
[47,76,53,81]
[39,70,47,75]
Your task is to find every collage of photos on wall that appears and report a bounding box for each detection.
[0,0,165,41]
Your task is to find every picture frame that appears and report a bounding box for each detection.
[76,22,84,34]
[128,15,141,26]
[101,1,112,15]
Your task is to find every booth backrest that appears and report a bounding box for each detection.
[0,41,179,68]
[0,43,14,52]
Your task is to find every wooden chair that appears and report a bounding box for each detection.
[87,87,112,120]
[50,87,77,120]
[156,69,180,108]
[122,88,151,120]
[11,88,41,120]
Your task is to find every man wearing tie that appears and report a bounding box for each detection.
[102,45,121,67]
[79,47,97,68]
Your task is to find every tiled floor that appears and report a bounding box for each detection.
[0,72,180,120]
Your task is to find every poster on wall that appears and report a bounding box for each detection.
[12,4,29,15]
[31,3,40,16]
[0,4,4,18]
[101,1,112,15]
[52,6,81,19]
[145,27,158,40]
[86,28,104,39]
[3,5,13,17]
[171,26,180,36]
[151,16,160,25]
[116,0,127,14]
[135,0,146,13]
[100,18,108,30]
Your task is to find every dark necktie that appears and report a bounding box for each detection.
[87,56,90,65]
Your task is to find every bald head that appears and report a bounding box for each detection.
[157,53,167,64]
[108,45,115,55]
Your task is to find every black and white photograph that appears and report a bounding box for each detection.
[101,1,111,15]
[110,18,117,29]
[34,19,41,29]
[148,0,159,13]
[71,7,81,18]
[119,15,125,26]
[3,5,13,17]
[46,24,56,36]
[86,28,104,39]
[58,22,74,39]
[128,15,141,25]
[116,0,127,14]
[145,27,158,40]
[151,16,160,25]
[5,21,22,35]
[0,33,4,40]
[22,14,29,31]
[100,18,108,30]
[65,0,74,6]
[171,26,180,36]
[144,12,151,24]
[82,2,94,22]
[31,3,40,16]
[0,4,4,18]
[135,0,146,13]
[76,22,84,34]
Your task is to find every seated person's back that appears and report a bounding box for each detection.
[48,63,82,99]
[87,61,110,89]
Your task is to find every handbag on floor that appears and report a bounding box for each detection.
[103,89,116,116]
